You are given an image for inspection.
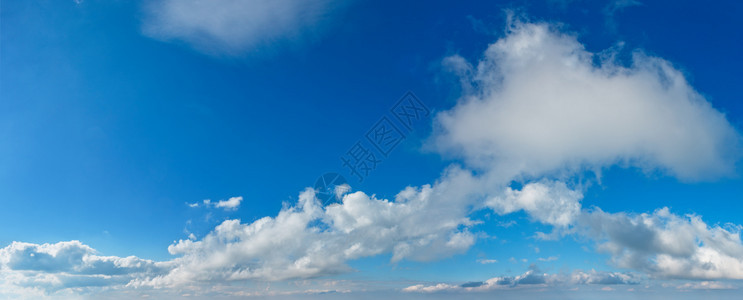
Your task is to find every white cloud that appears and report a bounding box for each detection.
[213,196,243,210]
[0,241,170,296]
[578,207,743,280]
[194,196,244,210]
[0,241,166,276]
[131,168,482,287]
[477,258,498,264]
[486,180,582,227]
[1,168,484,293]
[483,182,743,281]
[435,20,741,182]
[142,0,341,56]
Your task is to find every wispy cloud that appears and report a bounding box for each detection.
[188,196,244,210]
[603,0,643,31]
[477,258,498,264]
[676,281,737,290]
[141,0,344,56]
[538,256,558,262]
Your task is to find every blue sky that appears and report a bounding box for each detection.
[1,0,743,299]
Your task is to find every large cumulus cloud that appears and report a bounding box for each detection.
[436,20,741,182]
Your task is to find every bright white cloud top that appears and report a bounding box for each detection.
[1,19,742,299]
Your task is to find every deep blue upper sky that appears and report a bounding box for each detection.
[1,0,742,298]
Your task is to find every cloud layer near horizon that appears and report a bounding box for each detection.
[402,266,641,293]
